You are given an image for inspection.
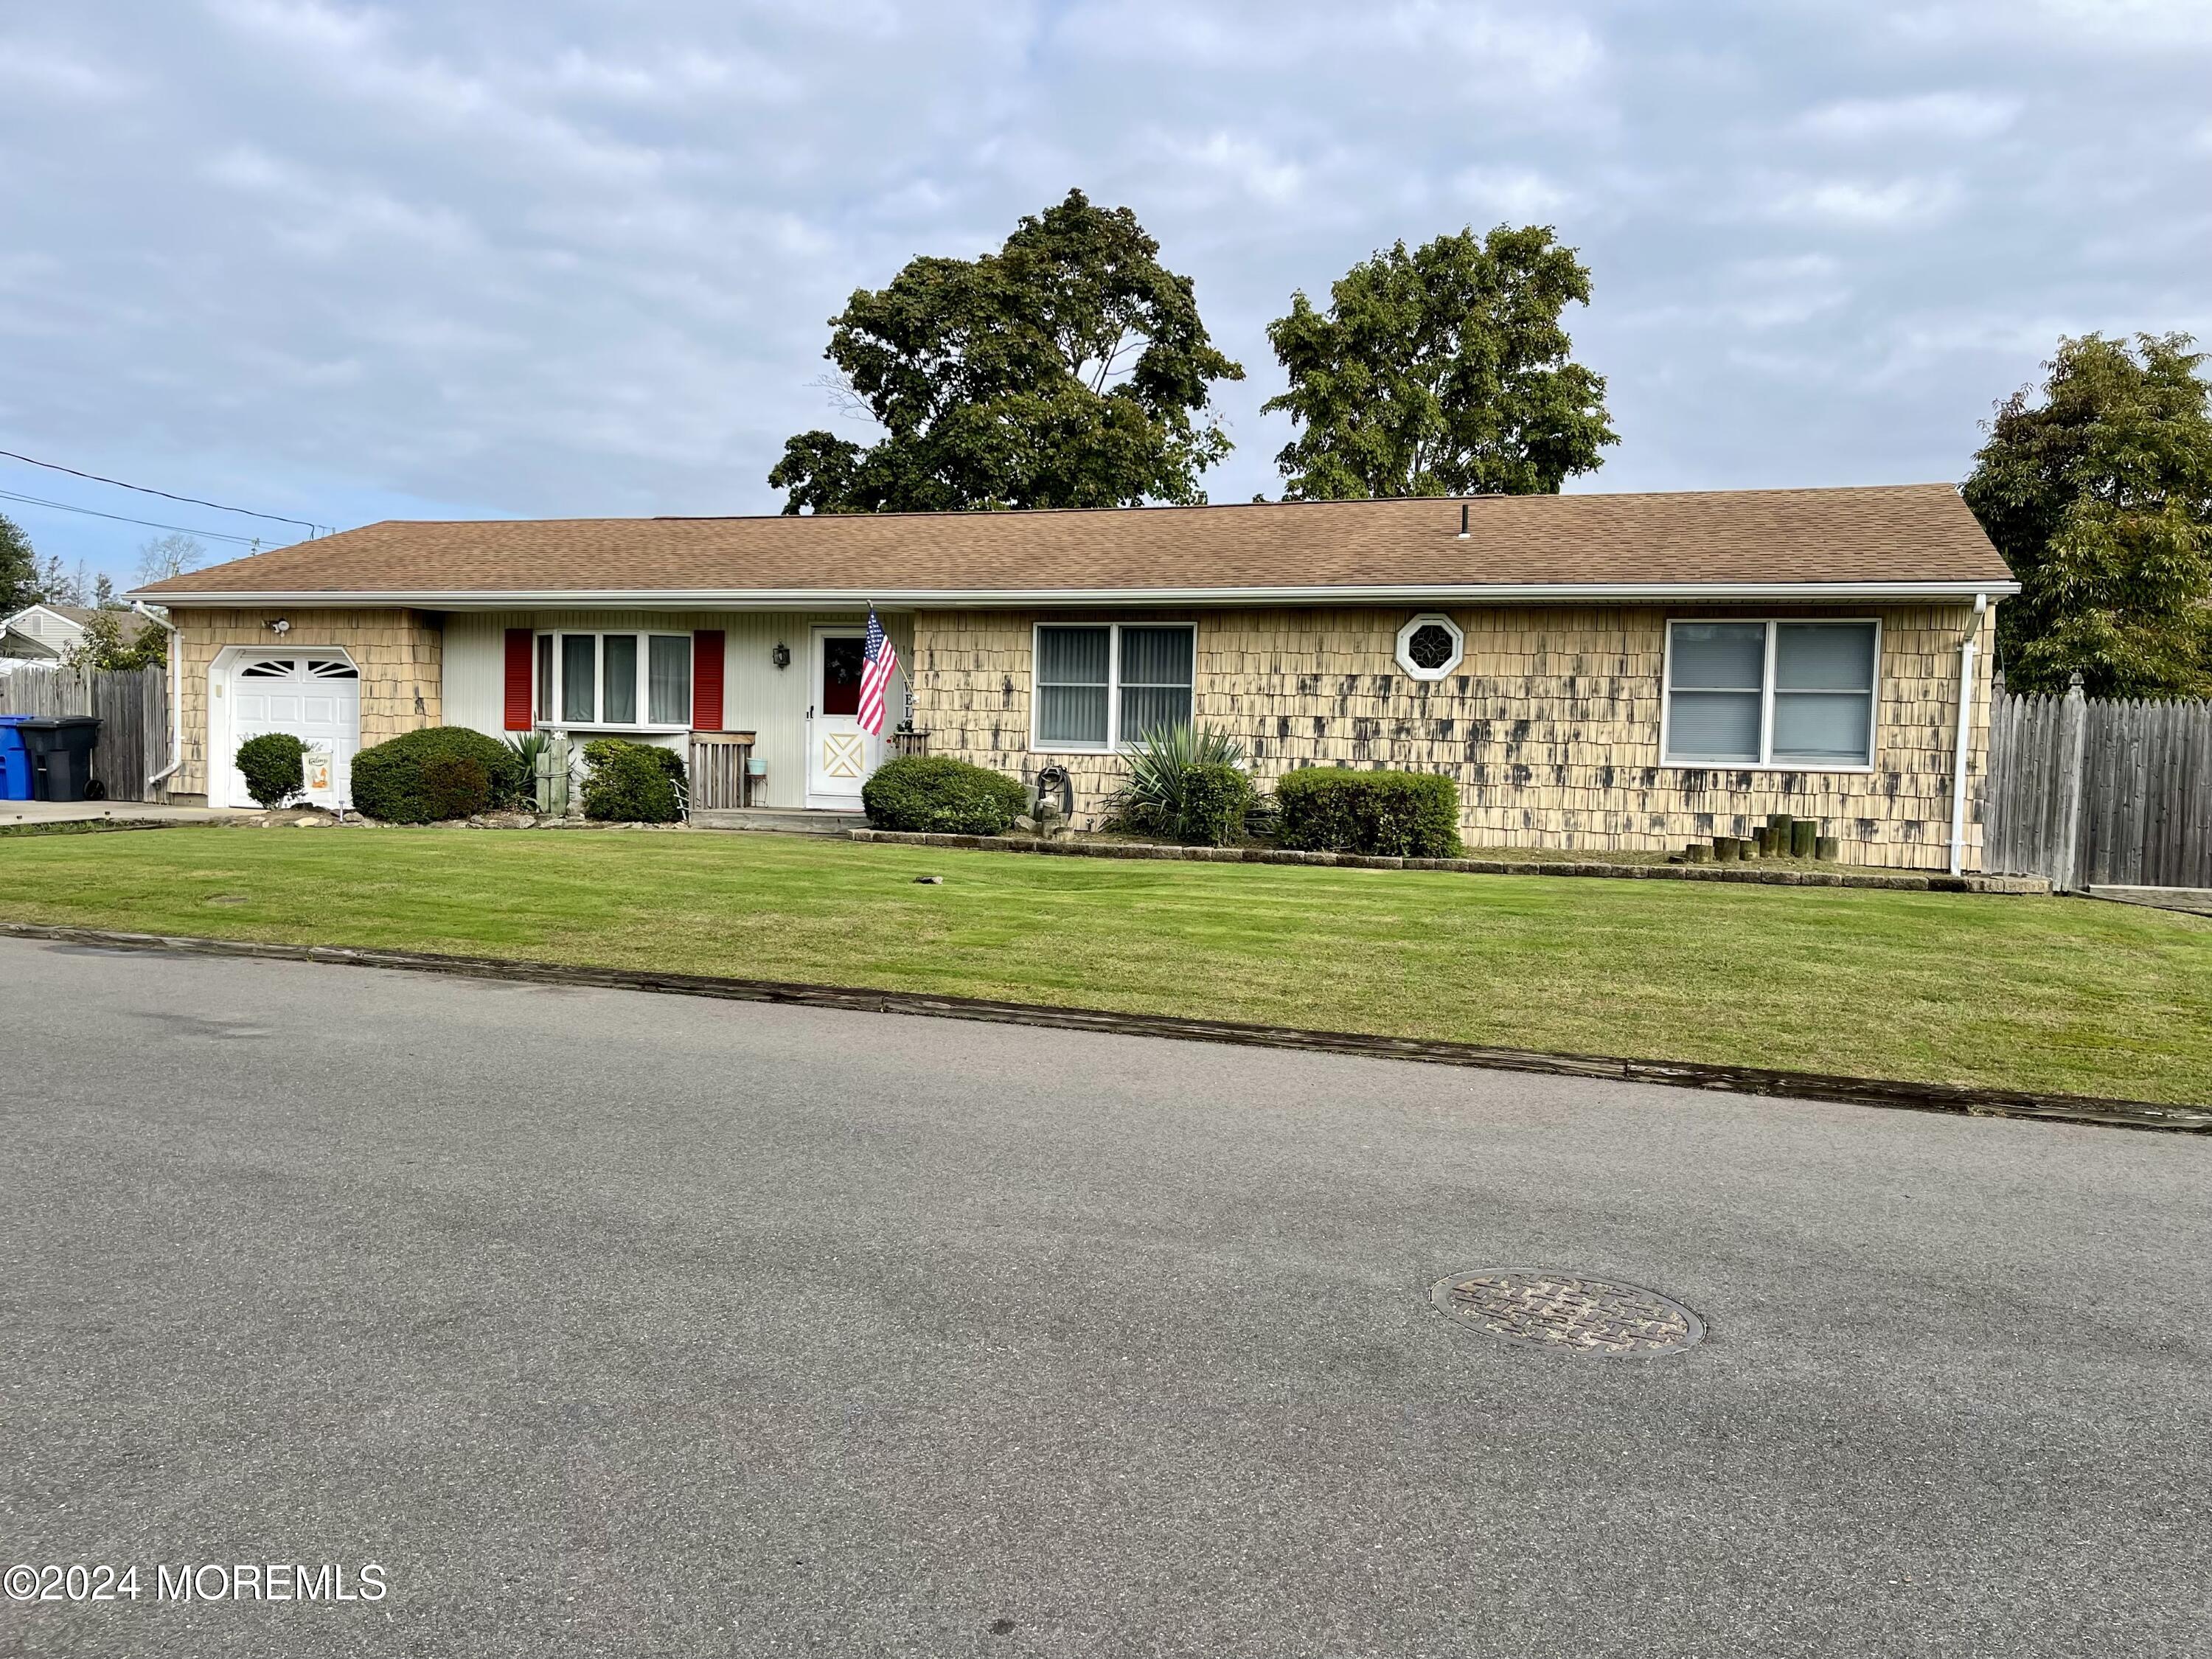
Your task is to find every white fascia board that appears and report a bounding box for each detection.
[127,580,2020,609]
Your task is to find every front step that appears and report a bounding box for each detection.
[691,807,867,835]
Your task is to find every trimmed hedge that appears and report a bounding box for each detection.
[1275,766,1463,858]
[234,732,306,809]
[581,738,686,823]
[1173,761,1255,848]
[351,726,528,823]
[421,754,492,820]
[862,755,1026,835]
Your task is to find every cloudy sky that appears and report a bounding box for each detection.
[2,0,2207,585]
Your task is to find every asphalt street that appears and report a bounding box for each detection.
[1,935,2206,1658]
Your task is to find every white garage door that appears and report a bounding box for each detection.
[223,655,362,808]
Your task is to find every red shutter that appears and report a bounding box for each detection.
[502,630,534,731]
[692,630,724,731]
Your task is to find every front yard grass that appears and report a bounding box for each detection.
[3,825,2208,1105]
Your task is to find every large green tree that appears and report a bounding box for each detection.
[771,189,1243,513]
[1964,332,2212,698]
[0,512,37,616]
[1262,225,1616,500]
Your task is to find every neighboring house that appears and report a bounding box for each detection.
[129,484,2018,869]
[0,603,161,664]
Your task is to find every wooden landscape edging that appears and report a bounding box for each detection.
[845,829,2051,894]
[4,920,2199,1135]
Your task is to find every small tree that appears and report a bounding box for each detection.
[1964,333,2212,698]
[0,513,37,615]
[1264,225,1616,499]
[60,608,167,671]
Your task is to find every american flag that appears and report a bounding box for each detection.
[856,606,899,737]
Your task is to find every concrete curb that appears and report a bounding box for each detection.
[844,830,2050,894]
[5,921,2199,1135]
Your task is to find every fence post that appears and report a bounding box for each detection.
[2053,672,2087,891]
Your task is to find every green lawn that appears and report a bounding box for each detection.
[4,826,2208,1104]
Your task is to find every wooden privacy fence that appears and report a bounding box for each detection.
[0,664,171,803]
[1984,675,2212,889]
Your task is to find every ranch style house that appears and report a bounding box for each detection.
[130,483,2019,870]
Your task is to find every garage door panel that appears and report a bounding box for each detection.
[219,655,361,809]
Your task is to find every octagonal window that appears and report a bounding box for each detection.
[1395,613,1464,681]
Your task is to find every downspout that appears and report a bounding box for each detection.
[133,602,184,793]
[1948,592,1989,877]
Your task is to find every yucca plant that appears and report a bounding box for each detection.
[502,730,552,809]
[1107,723,1254,846]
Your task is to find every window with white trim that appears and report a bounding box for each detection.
[535,630,692,728]
[1033,623,1194,750]
[1663,619,1879,769]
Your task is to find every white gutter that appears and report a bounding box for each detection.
[1948,592,1989,877]
[126,580,2022,611]
[132,602,184,792]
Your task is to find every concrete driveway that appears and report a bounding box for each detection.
[1,936,2206,1658]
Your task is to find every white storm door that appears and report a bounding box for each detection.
[227,655,362,807]
[804,627,874,808]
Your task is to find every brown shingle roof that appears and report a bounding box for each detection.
[132,484,2014,601]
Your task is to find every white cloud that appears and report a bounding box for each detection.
[1761,175,1963,228]
[1798,91,2020,141]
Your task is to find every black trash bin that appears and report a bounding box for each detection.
[15,715,102,802]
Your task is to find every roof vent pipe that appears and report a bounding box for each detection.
[1457,503,1470,540]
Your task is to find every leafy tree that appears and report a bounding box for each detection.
[1964,333,2212,698]
[0,513,35,616]
[771,189,1244,512]
[1263,224,1616,499]
[60,607,167,671]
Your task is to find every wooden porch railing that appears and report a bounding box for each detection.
[689,731,757,814]
[890,729,930,759]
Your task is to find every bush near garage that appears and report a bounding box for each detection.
[420,754,493,820]
[350,726,529,823]
[580,738,686,823]
[234,732,307,810]
[1275,766,1464,858]
[862,755,1028,835]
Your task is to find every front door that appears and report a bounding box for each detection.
[805,627,874,808]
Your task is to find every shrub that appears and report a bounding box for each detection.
[234,732,306,809]
[1275,766,1463,858]
[580,738,685,823]
[1173,761,1256,847]
[862,755,1026,835]
[351,726,528,824]
[1106,724,1252,844]
[420,754,492,820]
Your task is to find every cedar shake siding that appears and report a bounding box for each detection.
[170,608,442,802]
[910,602,1997,869]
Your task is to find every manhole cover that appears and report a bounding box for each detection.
[1431,1269,1705,1356]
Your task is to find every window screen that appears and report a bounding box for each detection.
[1118,626,1194,743]
[1664,619,1878,768]
[649,636,691,726]
[1773,623,1875,765]
[1037,626,1110,746]
[602,635,639,724]
[1666,622,1765,763]
[560,634,597,723]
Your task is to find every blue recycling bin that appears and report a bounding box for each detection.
[0,714,34,801]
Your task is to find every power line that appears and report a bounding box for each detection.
[0,446,329,535]
[0,488,276,549]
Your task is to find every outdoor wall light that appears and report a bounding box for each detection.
[265,617,291,635]
[771,641,790,669]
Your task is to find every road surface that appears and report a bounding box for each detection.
[1,936,2205,1658]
